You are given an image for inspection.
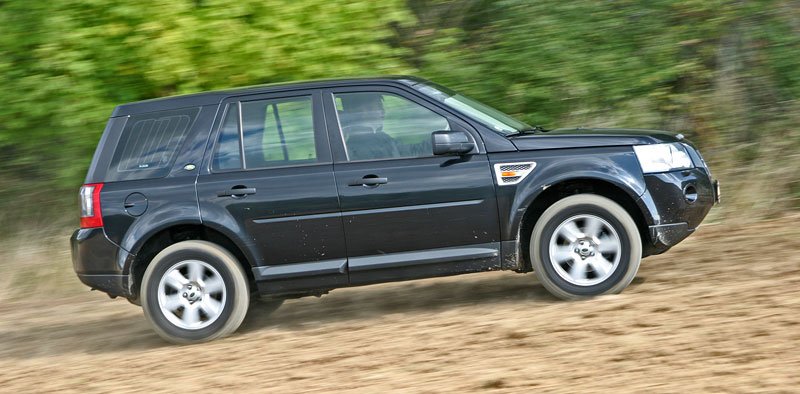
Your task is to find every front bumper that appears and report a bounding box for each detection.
[638,168,716,255]
[649,222,693,254]
[70,228,127,297]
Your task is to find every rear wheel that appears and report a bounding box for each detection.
[530,194,641,300]
[141,240,250,344]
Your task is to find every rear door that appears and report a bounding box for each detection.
[322,86,501,285]
[196,90,348,294]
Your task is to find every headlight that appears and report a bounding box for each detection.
[633,143,694,173]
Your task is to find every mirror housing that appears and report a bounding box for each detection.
[432,130,475,155]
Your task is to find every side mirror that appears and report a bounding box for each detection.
[432,130,475,155]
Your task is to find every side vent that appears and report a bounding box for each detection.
[493,162,536,186]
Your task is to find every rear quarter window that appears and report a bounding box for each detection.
[107,107,200,181]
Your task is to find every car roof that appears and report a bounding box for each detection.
[111,76,429,117]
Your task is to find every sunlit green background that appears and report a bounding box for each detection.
[1,0,799,234]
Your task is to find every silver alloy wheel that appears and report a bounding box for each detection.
[157,259,226,330]
[548,214,622,286]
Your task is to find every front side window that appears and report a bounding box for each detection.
[334,92,450,161]
[213,96,317,170]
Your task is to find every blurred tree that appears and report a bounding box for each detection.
[408,0,800,213]
[0,0,799,221]
[0,0,412,192]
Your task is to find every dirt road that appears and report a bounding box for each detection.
[1,217,798,393]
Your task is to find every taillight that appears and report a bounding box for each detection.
[80,183,104,228]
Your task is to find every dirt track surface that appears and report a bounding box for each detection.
[1,217,799,393]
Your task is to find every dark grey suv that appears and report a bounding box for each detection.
[71,76,719,343]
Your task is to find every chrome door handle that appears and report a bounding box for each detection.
[348,176,388,187]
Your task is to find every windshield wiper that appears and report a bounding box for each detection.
[509,125,549,136]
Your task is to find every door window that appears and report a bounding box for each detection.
[213,104,242,171]
[333,92,450,161]
[213,96,317,170]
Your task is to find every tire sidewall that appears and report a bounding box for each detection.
[531,195,641,299]
[141,241,248,343]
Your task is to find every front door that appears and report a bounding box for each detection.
[323,86,501,285]
[196,91,348,294]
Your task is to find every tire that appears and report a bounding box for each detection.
[141,240,250,344]
[530,194,641,300]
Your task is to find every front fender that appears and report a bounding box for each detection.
[491,146,647,241]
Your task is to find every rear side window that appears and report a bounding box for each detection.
[213,96,317,170]
[108,107,199,181]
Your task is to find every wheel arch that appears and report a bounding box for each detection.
[516,177,650,271]
[124,224,257,301]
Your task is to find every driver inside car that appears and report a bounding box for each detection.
[338,93,401,160]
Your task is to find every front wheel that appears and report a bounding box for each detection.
[141,240,250,344]
[530,194,642,300]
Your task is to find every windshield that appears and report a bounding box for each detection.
[405,80,532,135]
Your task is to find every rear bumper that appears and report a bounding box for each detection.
[70,228,127,297]
[75,274,127,297]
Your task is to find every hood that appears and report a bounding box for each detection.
[509,128,684,151]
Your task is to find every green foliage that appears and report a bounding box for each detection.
[1,0,798,221]
[0,0,412,193]
[411,0,800,216]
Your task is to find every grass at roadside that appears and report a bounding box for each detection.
[0,224,85,303]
